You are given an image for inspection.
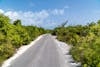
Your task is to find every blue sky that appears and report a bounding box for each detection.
[0,0,100,29]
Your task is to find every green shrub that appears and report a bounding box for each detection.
[52,20,100,67]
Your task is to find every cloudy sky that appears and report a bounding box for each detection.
[0,0,100,29]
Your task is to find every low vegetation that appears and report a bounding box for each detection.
[52,21,100,67]
[0,14,47,65]
[0,13,100,67]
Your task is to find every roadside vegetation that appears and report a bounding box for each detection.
[0,14,47,65]
[0,13,100,67]
[52,21,100,67]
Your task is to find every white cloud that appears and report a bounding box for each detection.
[50,5,69,15]
[51,9,64,15]
[4,10,49,26]
[0,9,4,13]
[0,8,66,28]
[5,11,19,20]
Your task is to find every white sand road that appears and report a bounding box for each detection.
[2,34,81,67]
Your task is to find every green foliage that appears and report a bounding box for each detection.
[0,44,15,58]
[52,21,100,67]
[0,14,47,65]
[1,13,99,67]
[13,19,21,26]
[0,44,15,65]
[0,14,10,28]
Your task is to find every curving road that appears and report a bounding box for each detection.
[9,34,73,67]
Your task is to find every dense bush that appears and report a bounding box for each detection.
[52,22,100,67]
[0,14,47,65]
[1,13,100,67]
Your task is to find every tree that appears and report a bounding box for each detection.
[97,20,100,25]
[13,19,22,26]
